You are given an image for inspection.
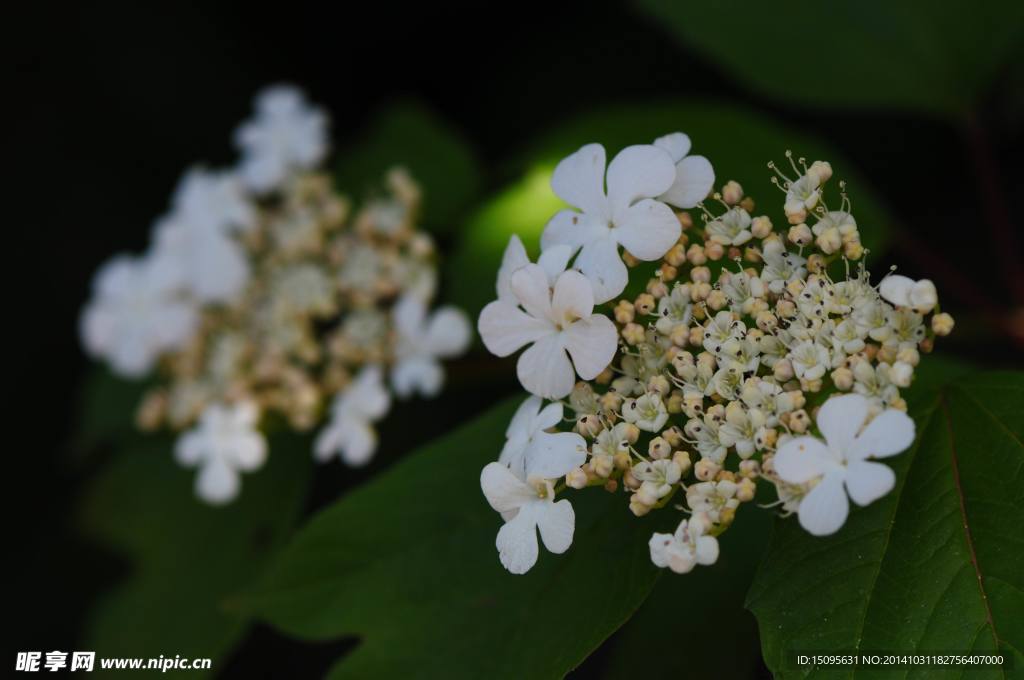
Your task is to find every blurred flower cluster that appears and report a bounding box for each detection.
[477,138,952,574]
[80,86,471,504]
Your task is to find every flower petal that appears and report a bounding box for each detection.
[481,461,535,511]
[660,155,715,209]
[879,274,915,307]
[845,460,896,506]
[510,264,554,321]
[506,395,543,438]
[849,409,916,460]
[230,431,267,471]
[496,235,529,303]
[338,419,378,466]
[477,300,552,357]
[653,132,691,162]
[423,306,472,357]
[537,245,573,284]
[536,499,575,555]
[391,356,443,398]
[534,402,563,431]
[649,532,673,568]
[695,535,719,565]
[551,143,609,218]
[196,459,240,505]
[606,145,676,219]
[393,293,427,340]
[496,503,541,574]
[816,393,869,454]
[613,198,681,261]
[516,333,575,399]
[797,472,849,536]
[551,270,595,322]
[528,431,587,479]
[575,237,628,304]
[540,209,606,253]
[563,315,618,380]
[773,436,831,483]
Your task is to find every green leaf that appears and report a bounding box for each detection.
[746,370,1024,677]
[598,504,773,679]
[334,101,480,236]
[448,100,895,316]
[242,397,663,679]
[80,433,311,677]
[636,0,1024,119]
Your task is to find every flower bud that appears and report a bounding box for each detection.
[622,323,646,345]
[629,494,652,516]
[736,477,757,502]
[843,240,864,260]
[592,454,614,478]
[808,160,833,184]
[665,243,688,267]
[670,324,689,347]
[756,311,778,332]
[751,215,773,239]
[647,375,671,396]
[677,211,693,230]
[705,241,725,261]
[566,467,589,489]
[600,391,623,415]
[614,300,635,324]
[896,346,920,366]
[613,451,631,471]
[831,366,854,391]
[738,459,761,479]
[722,180,743,205]
[623,469,641,490]
[672,450,692,476]
[707,289,728,311]
[687,243,707,265]
[694,458,720,481]
[774,358,795,381]
[647,279,669,298]
[890,361,914,387]
[659,263,678,282]
[807,253,827,273]
[788,223,813,246]
[788,409,810,433]
[576,414,603,438]
[931,312,955,336]
[776,298,797,318]
[634,293,656,316]
[815,226,841,254]
[621,423,641,445]
[691,266,711,284]
[648,437,671,460]
[604,479,619,493]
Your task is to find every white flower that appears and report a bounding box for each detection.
[314,366,392,466]
[633,459,682,505]
[391,295,471,398]
[784,173,821,222]
[789,341,830,381]
[80,253,198,377]
[172,167,256,234]
[686,480,739,524]
[879,275,938,313]
[622,393,669,432]
[499,396,587,481]
[175,401,267,504]
[234,85,329,193]
[495,235,572,305]
[774,393,915,536]
[649,515,719,574]
[481,462,576,574]
[478,264,617,399]
[652,132,715,208]
[540,143,680,302]
[706,207,753,246]
[149,211,251,304]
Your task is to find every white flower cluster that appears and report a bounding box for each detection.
[81,85,471,505]
[479,142,952,574]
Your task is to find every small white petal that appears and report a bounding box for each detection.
[477,300,552,357]
[481,462,535,512]
[536,499,575,554]
[423,307,472,358]
[516,333,575,399]
[196,459,240,505]
[230,432,267,471]
[551,270,595,322]
[613,198,681,260]
[537,245,573,284]
[797,472,849,536]
[575,237,628,304]
[506,396,544,439]
[849,409,916,460]
[845,460,896,506]
[540,209,606,253]
[550,143,609,219]
[510,264,555,321]
[695,535,719,565]
[528,431,587,479]
[653,132,692,162]
[391,356,444,398]
[879,275,915,307]
[339,420,378,466]
[563,315,618,380]
[534,402,563,431]
[605,145,676,219]
[496,235,529,303]
[816,393,869,453]
[660,155,715,209]
[773,436,831,483]
[496,504,541,574]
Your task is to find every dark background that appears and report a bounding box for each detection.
[10,2,1021,677]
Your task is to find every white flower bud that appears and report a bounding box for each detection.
[566,467,589,489]
[932,312,955,336]
[890,361,914,388]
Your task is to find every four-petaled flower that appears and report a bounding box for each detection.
[234,85,329,193]
[480,463,576,574]
[540,143,680,303]
[175,401,268,504]
[649,514,720,574]
[315,366,392,466]
[478,264,617,399]
[391,294,472,398]
[774,393,915,536]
